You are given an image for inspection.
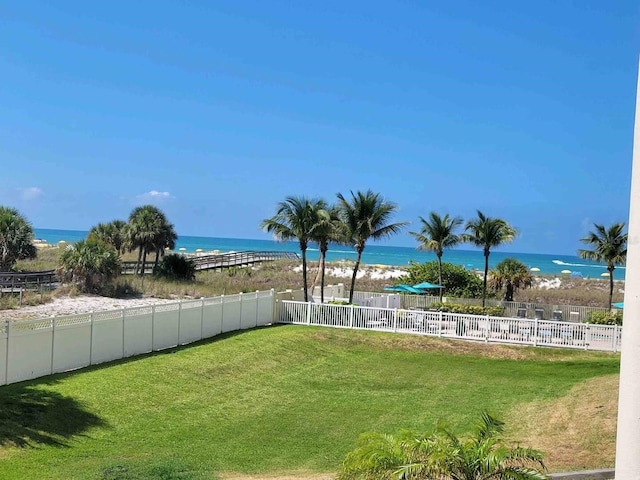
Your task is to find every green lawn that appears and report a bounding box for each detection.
[0,326,619,480]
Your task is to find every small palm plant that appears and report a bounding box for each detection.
[578,222,627,309]
[339,412,547,480]
[489,258,533,302]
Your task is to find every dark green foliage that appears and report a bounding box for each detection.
[0,206,37,271]
[426,302,505,317]
[57,239,121,293]
[587,310,623,326]
[399,261,485,298]
[153,254,196,280]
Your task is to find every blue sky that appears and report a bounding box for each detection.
[1,1,639,255]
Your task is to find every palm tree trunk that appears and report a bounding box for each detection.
[320,247,327,303]
[609,266,615,310]
[437,254,443,302]
[154,249,160,269]
[482,250,489,307]
[135,247,143,275]
[349,249,363,304]
[301,248,309,302]
[141,248,148,277]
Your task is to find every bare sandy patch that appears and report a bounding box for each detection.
[0,295,176,321]
[506,374,618,472]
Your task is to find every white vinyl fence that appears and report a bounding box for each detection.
[0,290,275,386]
[277,300,622,352]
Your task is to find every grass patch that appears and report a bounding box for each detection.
[0,326,619,479]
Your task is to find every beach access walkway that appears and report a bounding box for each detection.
[121,250,299,274]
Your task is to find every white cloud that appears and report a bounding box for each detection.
[21,187,43,201]
[134,190,173,204]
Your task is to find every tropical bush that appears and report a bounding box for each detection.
[153,254,196,281]
[0,206,37,271]
[587,310,623,326]
[338,412,547,480]
[57,240,121,293]
[426,302,504,317]
[399,261,485,298]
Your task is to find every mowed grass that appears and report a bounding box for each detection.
[0,326,620,479]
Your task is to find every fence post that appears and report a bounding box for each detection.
[4,320,9,385]
[151,305,156,350]
[306,301,312,325]
[89,311,94,364]
[177,301,182,346]
[438,311,443,337]
[613,324,619,352]
[485,315,489,342]
[349,304,354,329]
[271,289,276,324]
[200,298,205,340]
[238,293,243,329]
[50,316,56,375]
[393,309,398,332]
[122,308,126,358]
[255,291,259,328]
[533,317,538,346]
[585,324,590,351]
[220,295,225,334]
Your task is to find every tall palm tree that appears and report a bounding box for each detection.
[463,211,517,307]
[152,219,178,269]
[578,222,627,309]
[489,258,533,301]
[336,190,408,303]
[0,206,37,271]
[88,220,127,254]
[126,205,165,276]
[310,205,341,303]
[339,412,547,480]
[261,196,325,302]
[410,212,463,301]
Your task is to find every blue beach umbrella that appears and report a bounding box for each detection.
[384,284,427,294]
[413,281,443,290]
[612,302,624,309]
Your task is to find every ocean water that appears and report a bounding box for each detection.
[34,228,616,278]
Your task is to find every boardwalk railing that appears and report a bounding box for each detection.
[276,300,622,352]
[0,290,275,386]
[122,251,300,274]
[0,270,56,293]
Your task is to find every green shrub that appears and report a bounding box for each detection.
[327,300,351,305]
[153,254,196,281]
[399,261,487,298]
[586,310,623,326]
[426,302,505,317]
[57,239,121,294]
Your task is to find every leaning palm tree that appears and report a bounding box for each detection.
[261,196,325,302]
[339,412,547,480]
[310,205,342,303]
[337,190,408,303]
[578,222,627,309]
[463,211,517,307]
[410,212,463,301]
[489,257,533,302]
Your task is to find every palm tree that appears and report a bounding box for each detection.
[126,205,165,276]
[88,220,127,254]
[152,219,178,270]
[410,212,463,301]
[336,190,408,303]
[578,222,627,309]
[463,211,517,307]
[261,196,326,302]
[339,412,547,480]
[310,205,341,303]
[0,206,37,271]
[489,258,533,301]
[57,239,121,293]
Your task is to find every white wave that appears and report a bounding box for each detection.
[552,259,592,267]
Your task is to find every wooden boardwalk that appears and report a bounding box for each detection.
[0,270,56,294]
[122,250,299,275]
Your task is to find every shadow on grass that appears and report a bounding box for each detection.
[0,381,106,448]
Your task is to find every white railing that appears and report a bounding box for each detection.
[0,290,276,386]
[276,301,621,352]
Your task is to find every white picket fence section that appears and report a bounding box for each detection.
[0,290,275,386]
[276,300,622,352]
